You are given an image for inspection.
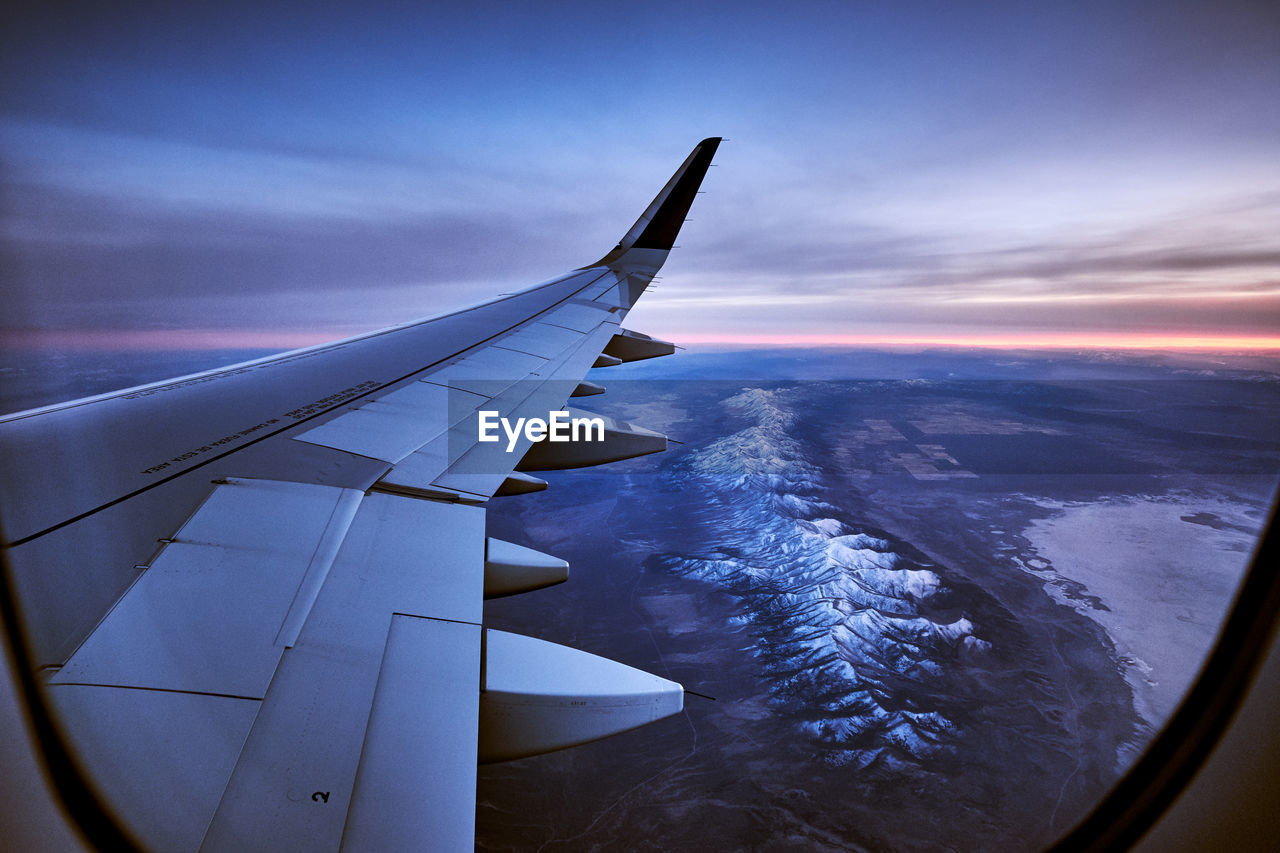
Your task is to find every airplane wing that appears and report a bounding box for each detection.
[0,137,722,851]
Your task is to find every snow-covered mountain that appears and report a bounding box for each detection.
[659,388,991,768]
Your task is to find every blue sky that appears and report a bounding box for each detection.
[3,0,1279,348]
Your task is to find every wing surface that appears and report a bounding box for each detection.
[0,138,721,850]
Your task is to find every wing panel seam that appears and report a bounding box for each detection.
[45,683,262,702]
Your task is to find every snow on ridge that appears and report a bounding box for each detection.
[803,518,845,536]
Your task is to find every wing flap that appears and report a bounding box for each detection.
[40,485,488,852]
[199,646,371,852]
[342,615,481,851]
[203,493,484,851]
[47,687,259,853]
[50,478,364,697]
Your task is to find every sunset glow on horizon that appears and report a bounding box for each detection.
[677,332,1280,352]
[6,327,1280,355]
[3,4,1278,357]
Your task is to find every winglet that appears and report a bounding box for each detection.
[590,137,721,266]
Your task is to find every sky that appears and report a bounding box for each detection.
[2,0,1279,350]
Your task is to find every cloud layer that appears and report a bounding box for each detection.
[3,2,1278,346]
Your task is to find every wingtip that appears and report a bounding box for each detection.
[627,138,721,252]
[585,138,723,269]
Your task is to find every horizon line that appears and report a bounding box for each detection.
[4,328,1280,353]
[676,332,1280,351]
